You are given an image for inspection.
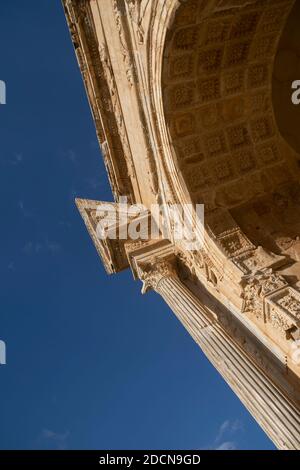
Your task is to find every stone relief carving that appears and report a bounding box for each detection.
[98,42,135,180]
[139,258,177,293]
[268,307,294,336]
[113,0,136,86]
[233,246,288,275]
[145,148,159,197]
[64,0,136,201]
[266,287,300,335]
[103,1,160,200]
[240,269,288,319]
[201,251,223,286]
[241,279,264,320]
[217,228,254,259]
[125,0,146,44]
[278,293,300,318]
[278,291,300,319]
[240,268,300,340]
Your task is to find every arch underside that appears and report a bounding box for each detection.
[163,0,300,283]
[162,0,300,360]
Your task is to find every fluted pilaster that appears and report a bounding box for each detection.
[142,262,300,450]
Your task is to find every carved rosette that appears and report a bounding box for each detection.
[139,258,178,293]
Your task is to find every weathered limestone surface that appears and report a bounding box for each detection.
[63,0,300,449]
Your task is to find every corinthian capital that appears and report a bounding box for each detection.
[139,257,177,294]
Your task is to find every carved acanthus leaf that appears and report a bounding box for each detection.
[139,258,177,293]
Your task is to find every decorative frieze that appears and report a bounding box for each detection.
[233,246,287,275]
[125,0,145,44]
[266,287,300,336]
[240,269,288,320]
[113,0,136,86]
[278,291,300,319]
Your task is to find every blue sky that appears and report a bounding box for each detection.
[0,1,275,450]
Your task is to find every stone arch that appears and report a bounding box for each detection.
[160,0,300,279]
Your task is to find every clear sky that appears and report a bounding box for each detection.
[0,1,275,450]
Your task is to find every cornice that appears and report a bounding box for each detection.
[63,0,136,203]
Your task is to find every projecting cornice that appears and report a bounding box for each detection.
[76,197,160,274]
[76,198,128,273]
[62,0,167,207]
[63,0,137,202]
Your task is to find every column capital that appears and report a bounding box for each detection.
[139,257,178,294]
